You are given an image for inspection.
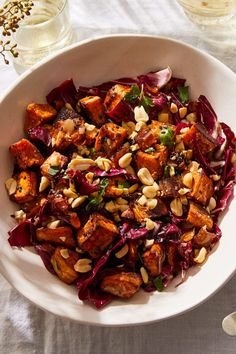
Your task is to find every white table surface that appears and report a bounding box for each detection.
[0,1,236,353]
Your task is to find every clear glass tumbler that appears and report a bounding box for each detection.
[13,0,73,72]
[177,0,236,26]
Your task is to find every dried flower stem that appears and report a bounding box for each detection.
[0,39,18,64]
[0,1,34,64]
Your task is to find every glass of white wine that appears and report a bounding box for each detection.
[177,0,236,26]
[12,0,73,73]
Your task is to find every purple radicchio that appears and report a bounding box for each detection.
[77,237,125,308]
[87,167,138,183]
[121,223,149,240]
[46,79,78,109]
[192,135,217,175]
[105,100,133,123]
[151,93,168,110]
[67,169,100,195]
[156,223,181,242]
[77,77,137,101]
[35,244,56,274]
[213,179,235,221]
[35,196,80,228]
[198,95,218,138]
[220,122,236,151]
[222,147,235,181]
[177,241,193,285]
[137,67,172,90]
[28,126,52,147]
[8,219,36,247]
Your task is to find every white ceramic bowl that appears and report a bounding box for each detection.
[0,35,235,326]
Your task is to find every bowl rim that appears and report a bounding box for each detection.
[0,33,236,326]
[1,33,235,103]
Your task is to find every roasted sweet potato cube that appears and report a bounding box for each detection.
[182,123,217,155]
[11,171,37,203]
[104,176,129,198]
[85,125,99,146]
[40,151,68,179]
[187,202,213,230]
[166,242,178,268]
[135,127,156,150]
[149,121,176,141]
[191,171,214,205]
[25,103,57,132]
[142,243,164,277]
[36,226,76,248]
[159,176,182,198]
[136,145,168,179]
[9,138,44,170]
[104,84,131,113]
[56,107,80,121]
[80,96,106,126]
[100,271,142,299]
[193,226,216,248]
[94,122,127,153]
[51,126,71,151]
[51,247,79,284]
[52,117,85,151]
[77,213,118,258]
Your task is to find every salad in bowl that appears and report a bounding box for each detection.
[6,65,235,309]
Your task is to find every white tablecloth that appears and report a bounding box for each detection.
[0,1,236,353]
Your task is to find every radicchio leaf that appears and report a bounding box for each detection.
[198,95,218,138]
[143,283,156,292]
[46,79,77,109]
[137,67,172,89]
[126,227,149,240]
[170,92,184,109]
[67,170,100,195]
[77,237,125,308]
[87,167,138,182]
[222,147,235,181]
[151,93,168,110]
[221,122,235,141]
[82,288,114,309]
[213,179,235,220]
[77,78,137,101]
[120,222,150,240]
[156,223,181,242]
[213,223,222,241]
[160,264,174,288]
[164,77,186,92]
[35,244,56,274]
[178,241,193,271]
[28,126,52,147]
[8,219,36,247]
[192,135,217,175]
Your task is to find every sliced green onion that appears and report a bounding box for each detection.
[153,276,164,292]
[160,126,174,146]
